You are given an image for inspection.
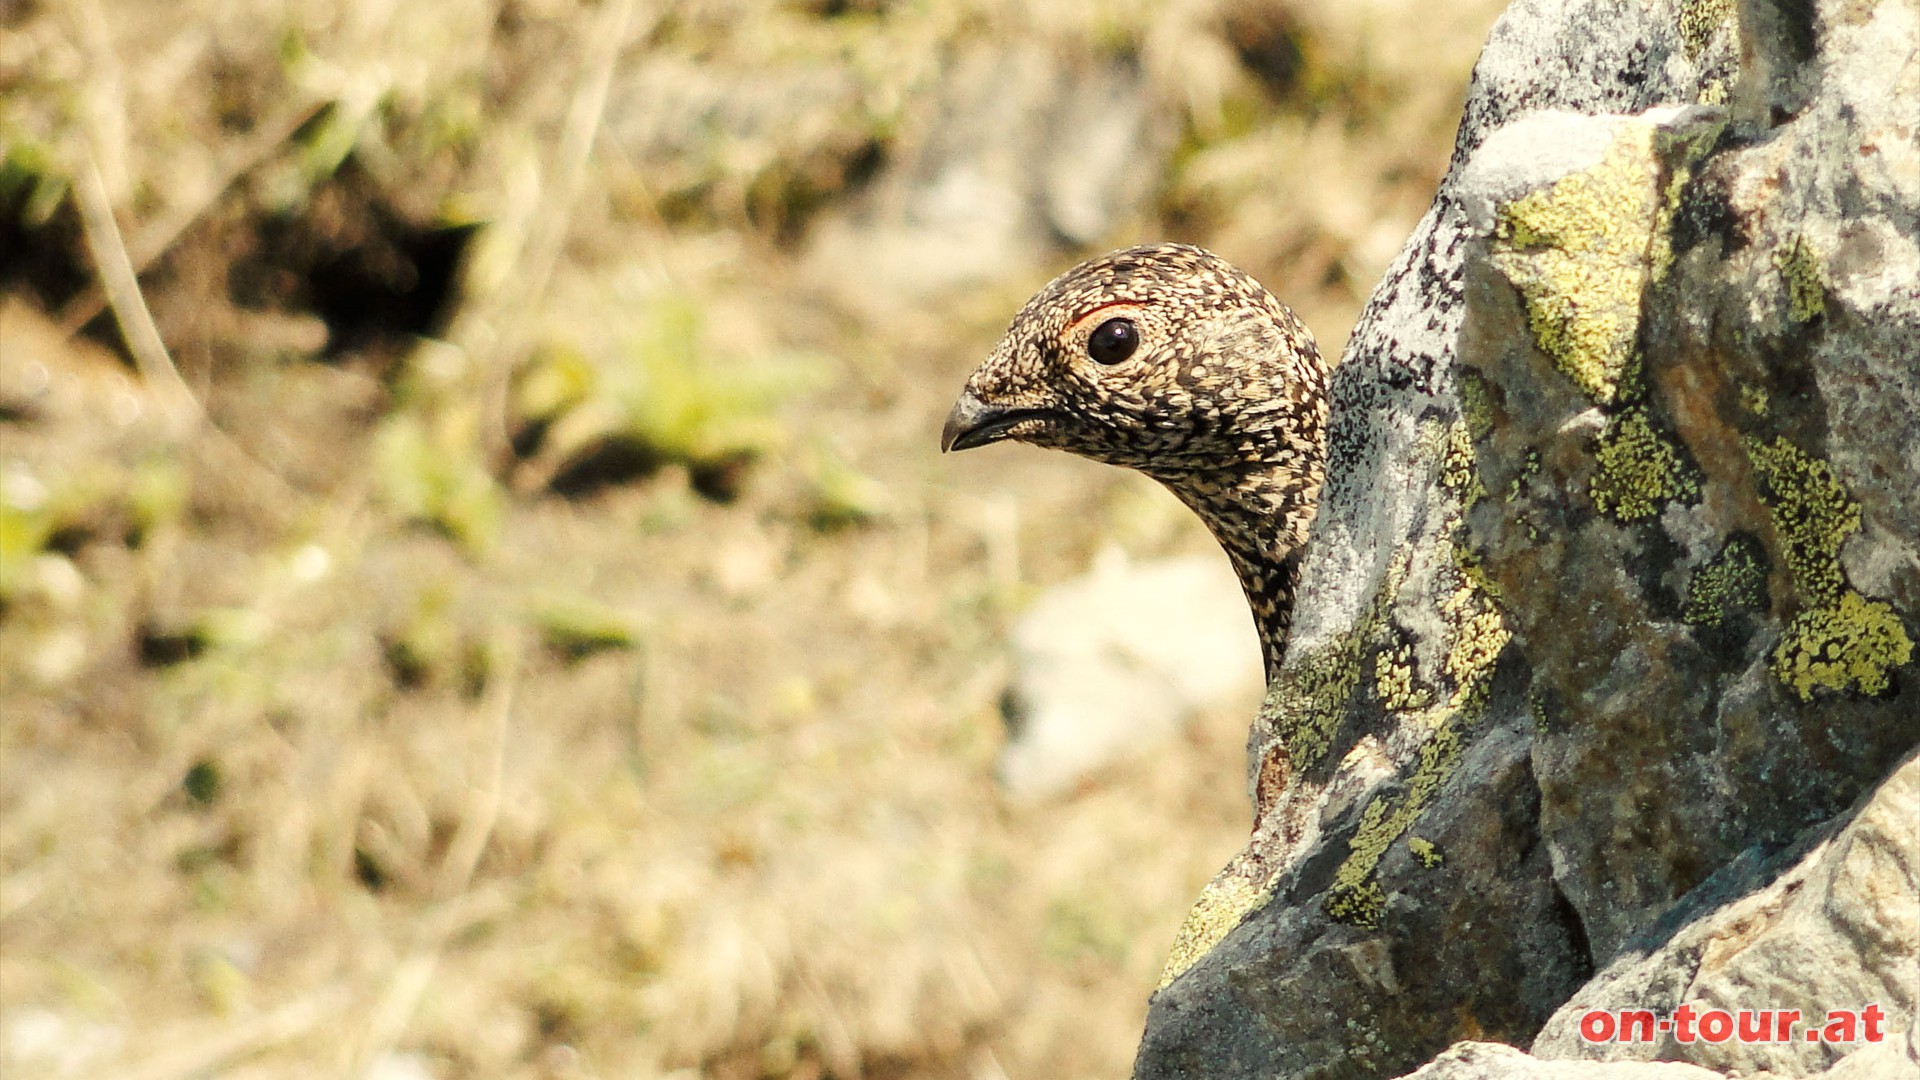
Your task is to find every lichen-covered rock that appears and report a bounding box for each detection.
[1131,0,1919,1075]
[1459,0,1920,963]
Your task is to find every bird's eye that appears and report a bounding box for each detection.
[1086,318,1139,364]
[1082,317,1136,363]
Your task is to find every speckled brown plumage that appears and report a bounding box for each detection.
[942,243,1329,680]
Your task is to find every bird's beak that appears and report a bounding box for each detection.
[941,389,1044,453]
[941,389,994,453]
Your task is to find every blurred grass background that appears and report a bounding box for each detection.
[0,1,1500,1076]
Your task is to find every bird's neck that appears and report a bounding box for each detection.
[1146,463,1317,683]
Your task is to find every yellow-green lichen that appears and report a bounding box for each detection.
[1680,0,1737,58]
[1698,79,1729,106]
[1159,868,1269,987]
[1744,436,1913,699]
[1325,876,1388,926]
[1489,128,1668,405]
[1375,642,1432,712]
[1773,234,1826,323]
[1682,535,1767,627]
[1458,369,1497,442]
[1325,532,1508,928]
[1590,407,1700,521]
[1739,383,1771,416]
[1771,590,1913,700]
[1451,537,1506,609]
[1651,159,1696,283]
[1263,626,1367,772]
[1165,545,1441,976]
[1745,436,1859,606]
[1441,575,1511,689]
[1263,530,1416,769]
[1408,836,1443,868]
[1325,679,1482,927]
[1439,418,1487,509]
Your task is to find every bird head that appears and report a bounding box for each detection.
[941,244,1323,479]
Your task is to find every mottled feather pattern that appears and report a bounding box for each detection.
[944,243,1329,679]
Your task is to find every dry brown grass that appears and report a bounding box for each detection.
[1,0,1498,1076]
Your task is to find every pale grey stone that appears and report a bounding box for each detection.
[999,551,1262,798]
[1398,1042,1725,1080]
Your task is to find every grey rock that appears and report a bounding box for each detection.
[1397,1042,1723,1080]
[1132,0,1919,1075]
[1393,1029,1920,1080]
[1798,1030,1920,1080]
[1532,753,1920,1076]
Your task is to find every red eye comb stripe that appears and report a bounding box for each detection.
[1070,299,1142,326]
